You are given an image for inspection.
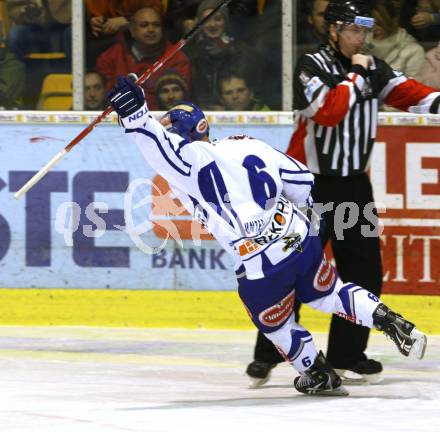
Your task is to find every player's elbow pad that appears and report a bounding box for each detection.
[119,102,149,129]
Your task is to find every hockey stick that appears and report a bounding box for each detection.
[14,0,233,200]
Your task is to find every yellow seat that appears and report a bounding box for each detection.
[37,74,72,110]
[25,52,67,60]
[0,1,10,36]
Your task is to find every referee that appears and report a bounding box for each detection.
[246,0,440,386]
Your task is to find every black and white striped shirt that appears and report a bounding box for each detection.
[288,44,440,176]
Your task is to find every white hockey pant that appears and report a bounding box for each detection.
[263,278,382,372]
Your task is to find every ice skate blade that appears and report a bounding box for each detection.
[248,372,272,389]
[409,328,427,359]
[334,369,384,385]
[303,385,349,397]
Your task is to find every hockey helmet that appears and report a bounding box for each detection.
[324,0,374,29]
[163,102,209,142]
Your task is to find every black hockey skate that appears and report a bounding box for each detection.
[294,351,348,396]
[246,361,276,388]
[373,303,427,359]
[335,357,384,385]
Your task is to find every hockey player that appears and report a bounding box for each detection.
[248,0,440,387]
[107,77,427,396]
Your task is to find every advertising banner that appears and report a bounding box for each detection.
[371,126,440,294]
[0,113,439,294]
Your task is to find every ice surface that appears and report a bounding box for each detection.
[0,327,438,432]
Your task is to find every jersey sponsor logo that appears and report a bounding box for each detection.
[274,213,286,225]
[313,254,336,292]
[238,240,261,257]
[258,290,295,327]
[244,218,265,236]
[282,232,303,253]
[235,195,297,257]
[336,312,357,323]
[253,195,293,246]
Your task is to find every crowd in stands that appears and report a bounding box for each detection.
[1,0,440,111]
[299,1,440,96]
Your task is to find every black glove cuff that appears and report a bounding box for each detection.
[350,64,369,79]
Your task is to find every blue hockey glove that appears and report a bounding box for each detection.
[107,75,148,128]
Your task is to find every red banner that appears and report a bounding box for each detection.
[371,126,440,295]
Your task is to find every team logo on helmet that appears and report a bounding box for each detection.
[196,118,208,135]
[164,101,209,142]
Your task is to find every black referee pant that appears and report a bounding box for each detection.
[252,173,383,369]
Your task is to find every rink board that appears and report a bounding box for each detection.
[0,111,439,329]
[0,289,438,334]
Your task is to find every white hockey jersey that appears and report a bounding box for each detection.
[126,113,315,280]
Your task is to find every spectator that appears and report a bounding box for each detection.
[96,6,191,110]
[410,0,440,30]
[403,0,440,46]
[165,0,202,38]
[154,71,189,110]
[250,0,281,109]
[7,0,71,60]
[370,0,425,78]
[166,0,270,41]
[219,0,269,44]
[306,0,329,42]
[0,21,25,109]
[87,0,163,37]
[6,0,71,108]
[84,71,107,110]
[167,1,277,107]
[418,41,440,88]
[85,0,165,67]
[218,72,270,111]
[297,0,329,58]
[187,0,259,110]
